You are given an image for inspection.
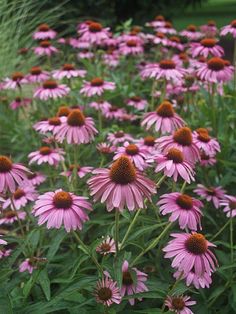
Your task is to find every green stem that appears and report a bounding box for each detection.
[73,231,103,276]
[180,181,187,194]
[150,80,157,111]
[120,208,142,249]
[234,38,236,92]
[131,222,172,266]
[10,197,25,237]
[156,175,166,187]
[115,210,120,255]
[210,219,230,241]
[230,210,234,268]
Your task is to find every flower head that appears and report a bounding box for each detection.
[96,236,116,255]
[194,184,226,208]
[34,80,70,100]
[220,195,236,217]
[165,295,196,314]
[94,277,121,306]
[28,146,65,166]
[33,24,57,40]
[80,77,115,97]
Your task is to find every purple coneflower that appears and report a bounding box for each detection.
[33,24,57,40]
[34,80,70,100]
[189,38,224,58]
[52,64,87,80]
[61,164,93,180]
[28,146,65,166]
[79,22,110,44]
[127,96,147,110]
[94,277,121,306]
[26,172,46,186]
[4,72,27,89]
[10,97,31,110]
[107,131,133,145]
[194,184,226,209]
[193,128,220,155]
[0,210,26,225]
[220,195,236,218]
[33,117,63,134]
[26,66,49,83]
[80,77,115,97]
[19,258,37,274]
[33,40,58,56]
[220,20,236,38]
[96,236,116,255]
[165,295,196,314]
[174,269,212,289]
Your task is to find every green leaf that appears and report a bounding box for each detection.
[46,230,66,260]
[38,269,51,301]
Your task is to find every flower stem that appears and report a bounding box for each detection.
[73,231,103,276]
[115,209,120,255]
[131,222,172,266]
[156,175,166,188]
[234,38,236,92]
[210,219,230,241]
[180,181,187,194]
[230,210,234,269]
[10,197,25,237]
[120,208,142,250]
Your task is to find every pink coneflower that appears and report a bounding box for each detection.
[97,143,116,155]
[140,60,186,84]
[155,127,200,164]
[200,151,216,167]
[0,248,12,259]
[4,72,27,89]
[61,164,93,180]
[80,77,115,97]
[28,146,65,166]
[33,40,58,56]
[52,64,87,80]
[180,24,203,41]
[77,49,94,60]
[26,172,46,186]
[0,156,30,193]
[113,142,150,171]
[0,236,7,246]
[33,189,92,232]
[153,32,169,46]
[19,258,37,274]
[34,80,70,100]
[89,100,111,111]
[165,295,196,314]
[196,57,233,83]
[193,128,220,155]
[103,50,120,68]
[57,106,71,117]
[94,277,121,306]
[127,96,147,110]
[152,148,195,183]
[200,20,218,37]
[54,109,98,144]
[10,97,31,110]
[163,232,218,276]
[158,21,177,34]
[33,24,57,40]
[137,136,157,153]
[157,192,203,230]
[96,236,116,255]
[194,184,226,209]
[119,39,144,56]
[107,131,133,145]
[0,210,26,225]
[172,53,190,68]
[146,15,165,28]
[141,100,185,134]
[26,66,49,83]
[88,156,156,212]
[174,269,212,289]
[220,195,236,218]
[102,105,126,120]
[189,38,224,58]
[121,260,148,305]
[3,183,38,210]
[167,36,184,51]
[220,20,236,38]
[79,22,110,44]
[33,117,63,134]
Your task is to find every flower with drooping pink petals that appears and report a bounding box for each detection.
[113,142,150,171]
[26,66,49,83]
[153,32,169,46]
[142,100,185,134]
[127,96,147,110]
[220,20,236,38]
[165,295,196,314]
[189,38,224,58]
[77,49,94,60]
[0,210,26,225]
[158,21,177,34]
[136,136,157,153]
[97,143,116,155]
[174,269,212,289]
[121,260,148,305]
[78,22,110,44]
[33,40,58,56]
[194,184,226,209]
[193,128,220,155]
[103,50,120,67]
[61,164,93,180]
[152,148,195,183]
[0,248,12,259]
[19,258,37,274]
[163,232,218,276]
[102,106,126,120]
[54,109,98,144]
[199,151,217,167]
[0,156,30,193]
[146,15,165,28]
[0,236,7,246]
[196,57,233,83]
[34,80,70,100]
[119,39,144,56]
[4,72,27,89]
[80,77,115,97]
[33,24,57,40]
[107,131,133,145]
[155,127,200,164]
[200,20,218,37]
[3,182,38,210]
[180,24,203,40]
[10,97,31,110]
[52,64,87,80]
[157,192,203,230]
[33,189,92,232]
[88,155,156,212]
[89,100,111,111]
[26,172,46,186]
[28,146,65,166]
[33,117,63,134]
[220,195,236,218]
[96,236,116,255]
[167,36,184,51]
[94,277,121,307]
